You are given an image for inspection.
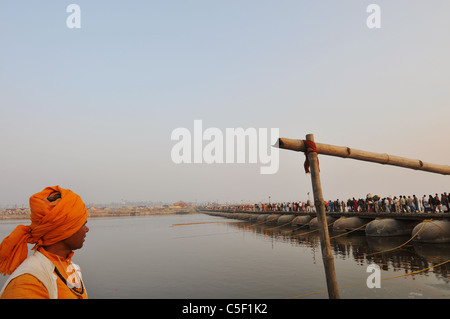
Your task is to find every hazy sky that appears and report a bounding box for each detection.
[1,1,449,207]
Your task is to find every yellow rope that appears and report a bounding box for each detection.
[282,216,327,235]
[287,219,442,299]
[286,219,338,238]
[383,258,450,279]
[286,228,320,238]
[365,219,432,256]
[265,220,295,231]
[287,258,450,299]
[171,221,227,227]
[329,220,374,239]
[249,218,273,227]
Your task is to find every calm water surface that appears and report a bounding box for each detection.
[1,213,449,299]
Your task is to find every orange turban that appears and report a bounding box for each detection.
[0,186,88,275]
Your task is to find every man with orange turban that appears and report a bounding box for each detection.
[0,186,89,299]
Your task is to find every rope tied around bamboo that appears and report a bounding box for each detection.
[303,139,320,174]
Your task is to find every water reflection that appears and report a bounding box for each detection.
[229,220,450,284]
[1,215,449,299]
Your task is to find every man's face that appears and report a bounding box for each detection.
[63,222,89,251]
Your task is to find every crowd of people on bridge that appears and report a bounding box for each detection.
[323,193,449,214]
[209,192,450,214]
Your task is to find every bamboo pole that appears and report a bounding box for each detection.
[305,134,340,299]
[276,138,450,175]
[276,134,449,299]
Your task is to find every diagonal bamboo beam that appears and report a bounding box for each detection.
[276,138,450,175]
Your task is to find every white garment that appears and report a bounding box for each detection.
[0,250,84,299]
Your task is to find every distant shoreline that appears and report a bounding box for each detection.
[0,207,199,221]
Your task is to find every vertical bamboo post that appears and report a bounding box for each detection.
[305,134,340,299]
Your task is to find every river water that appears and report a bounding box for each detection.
[1,213,449,299]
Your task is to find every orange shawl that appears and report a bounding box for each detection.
[0,186,88,275]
